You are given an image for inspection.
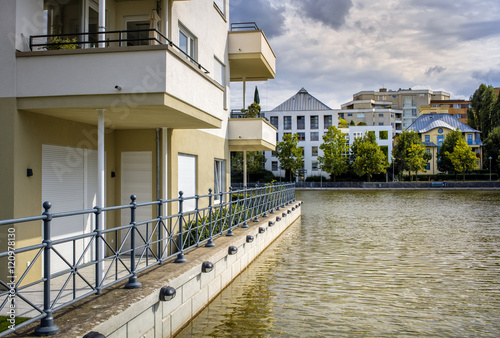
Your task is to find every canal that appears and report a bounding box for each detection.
[176,190,500,337]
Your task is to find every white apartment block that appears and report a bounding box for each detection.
[345,126,393,163]
[264,88,337,179]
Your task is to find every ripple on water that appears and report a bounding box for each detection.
[176,190,500,337]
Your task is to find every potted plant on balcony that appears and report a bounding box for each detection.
[242,102,261,118]
[46,36,78,50]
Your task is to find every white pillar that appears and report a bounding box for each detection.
[97,109,105,283]
[98,0,106,48]
[243,151,247,187]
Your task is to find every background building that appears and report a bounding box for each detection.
[419,99,471,125]
[264,88,337,179]
[339,88,450,131]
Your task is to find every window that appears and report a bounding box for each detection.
[403,96,416,107]
[214,0,225,15]
[453,104,461,109]
[298,132,306,141]
[357,113,365,118]
[297,116,305,130]
[425,135,430,142]
[312,161,319,170]
[380,131,388,140]
[310,116,319,129]
[310,132,319,141]
[312,146,318,156]
[324,115,332,129]
[271,151,277,157]
[378,113,384,117]
[426,163,430,170]
[179,23,196,60]
[214,159,225,202]
[284,116,292,130]
[126,20,150,46]
[270,116,279,128]
[272,161,278,171]
[283,132,291,139]
[456,114,462,119]
[213,58,225,86]
[378,122,384,126]
[347,113,353,117]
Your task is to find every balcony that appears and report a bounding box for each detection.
[228,23,276,82]
[228,118,277,151]
[15,30,222,129]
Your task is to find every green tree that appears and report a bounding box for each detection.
[339,118,348,128]
[484,126,500,176]
[318,126,349,181]
[352,133,387,182]
[406,143,429,181]
[275,133,304,181]
[349,120,355,126]
[467,107,479,130]
[470,84,496,139]
[392,130,425,179]
[241,101,261,118]
[437,129,463,174]
[231,151,266,173]
[445,138,478,181]
[492,95,500,130]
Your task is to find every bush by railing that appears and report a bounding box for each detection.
[0,184,295,336]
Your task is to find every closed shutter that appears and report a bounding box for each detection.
[42,145,97,274]
[178,154,196,211]
[121,152,153,254]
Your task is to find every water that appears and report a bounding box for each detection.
[176,190,500,337]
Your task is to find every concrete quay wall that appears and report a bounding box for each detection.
[18,202,302,338]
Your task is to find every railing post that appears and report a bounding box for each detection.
[252,187,259,222]
[174,191,187,263]
[35,202,60,336]
[226,187,234,236]
[158,199,163,262]
[205,189,215,247]
[94,206,102,294]
[195,195,199,246]
[241,186,248,228]
[125,195,142,289]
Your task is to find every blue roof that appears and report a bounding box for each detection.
[407,114,480,134]
[271,88,331,111]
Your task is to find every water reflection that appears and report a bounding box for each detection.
[176,190,500,337]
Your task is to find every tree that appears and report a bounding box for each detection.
[352,133,387,182]
[470,84,496,139]
[231,151,266,173]
[339,118,348,128]
[392,130,425,179]
[484,126,500,176]
[467,107,479,130]
[275,133,304,181]
[242,101,261,118]
[349,120,355,126]
[318,126,349,181]
[437,129,463,174]
[445,138,478,181]
[406,143,429,181]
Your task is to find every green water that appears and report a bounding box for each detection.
[177,190,500,337]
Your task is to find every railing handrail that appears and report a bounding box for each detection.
[28,28,210,74]
[230,22,260,31]
[0,183,296,336]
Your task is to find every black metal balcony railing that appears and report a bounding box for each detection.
[28,29,209,74]
[230,109,267,120]
[0,184,295,337]
[230,22,259,31]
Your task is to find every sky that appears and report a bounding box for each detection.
[229,0,500,111]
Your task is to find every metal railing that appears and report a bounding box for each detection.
[230,109,267,119]
[0,184,295,336]
[230,22,260,31]
[28,29,209,74]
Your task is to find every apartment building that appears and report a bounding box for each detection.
[407,114,482,174]
[419,99,471,125]
[1,0,276,281]
[264,88,337,179]
[339,88,450,131]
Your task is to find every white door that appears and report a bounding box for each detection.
[178,154,196,211]
[42,145,97,274]
[121,152,153,253]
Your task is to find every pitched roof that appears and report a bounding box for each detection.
[407,114,480,134]
[271,88,331,111]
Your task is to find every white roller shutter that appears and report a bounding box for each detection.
[42,145,97,274]
[178,154,196,211]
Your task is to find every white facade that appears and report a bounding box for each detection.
[264,88,337,179]
[346,126,393,163]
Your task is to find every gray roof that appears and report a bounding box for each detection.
[423,142,438,147]
[407,114,480,134]
[272,88,331,111]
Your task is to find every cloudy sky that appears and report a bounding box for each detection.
[229,0,500,111]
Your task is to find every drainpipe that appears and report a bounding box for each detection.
[98,0,106,48]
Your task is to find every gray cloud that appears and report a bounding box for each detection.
[426,66,446,76]
[297,0,353,30]
[472,68,500,84]
[459,20,500,41]
[229,0,286,38]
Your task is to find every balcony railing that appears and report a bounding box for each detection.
[28,29,209,74]
[230,109,267,120]
[467,140,482,146]
[0,184,295,336]
[231,22,259,31]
